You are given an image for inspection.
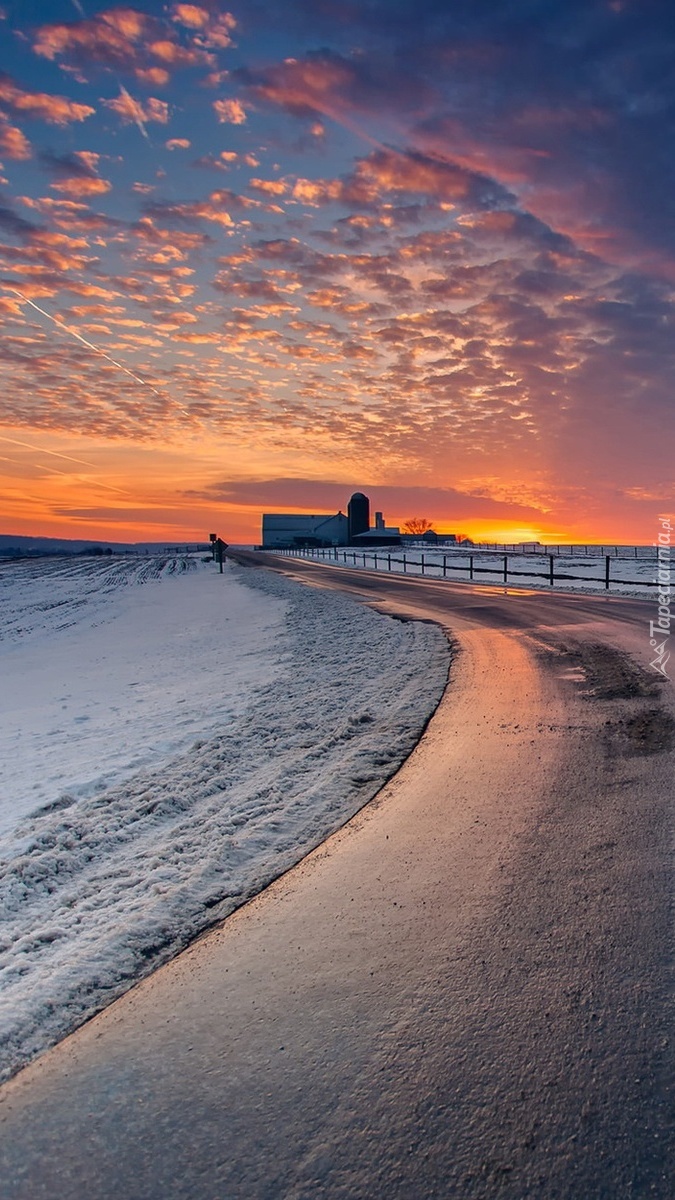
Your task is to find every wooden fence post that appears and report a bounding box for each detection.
[605,556,611,589]
[549,554,554,586]
[503,554,508,584]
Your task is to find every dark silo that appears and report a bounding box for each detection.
[348,492,370,542]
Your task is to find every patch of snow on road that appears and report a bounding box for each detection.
[0,558,449,1082]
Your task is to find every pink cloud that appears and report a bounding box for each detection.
[171,5,210,30]
[33,8,156,69]
[172,5,237,49]
[0,120,31,160]
[249,178,288,197]
[103,91,169,126]
[33,6,217,80]
[213,98,246,124]
[0,74,94,125]
[51,176,112,199]
[135,67,170,88]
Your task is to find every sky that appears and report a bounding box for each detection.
[0,0,674,545]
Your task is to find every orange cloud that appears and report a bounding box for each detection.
[0,74,94,125]
[33,6,217,81]
[249,178,288,196]
[0,120,31,160]
[132,217,207,251]
[213,98,246,124]
[172,5,237,49]
[33,9,154,67]
[292,177,342,205]
[135,67,170,88]
[147,40,213,68]
[103,92,169,126]
[93,8,148,40]
[243,54,355,119]
[166,137,191,149]
[150,199,234,228]
[171,5,210,30]
[51,176,112,199]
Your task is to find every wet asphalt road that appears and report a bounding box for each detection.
[1,555,672,1199]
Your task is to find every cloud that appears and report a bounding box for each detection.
[145,40,212,69]
[171,5,210,31]
[171,4,236,49]
[33,5,217,80]
[33,8,155,71]
[0,120,31,160]
[166,137,191,149]
[281,149,514,213]
[213,98,246,124]
[249,178,288,197]
[0,195,39,237]
[0,73,95,125]
[39,149,101,178]
[291,177,342,205]
[135,67,170,88]
[346,148,514,209]
[51,177,112,199]
[38,149,112,200]
[189,476,545,521]
[236,47,427,124]
[144,197,234,229]
[103,92,169,127]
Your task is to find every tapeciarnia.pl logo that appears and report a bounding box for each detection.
[649,516,672,679]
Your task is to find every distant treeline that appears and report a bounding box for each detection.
[0,536,211,557]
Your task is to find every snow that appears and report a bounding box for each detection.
[0,556,449,1082]
[284,546,661,598]
[0,556,287,839]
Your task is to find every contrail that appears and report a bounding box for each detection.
[30,461,129,495]
[0,434,129,493]
[117,83,151,142]
[0,433,101,468]
[6,289,192,418]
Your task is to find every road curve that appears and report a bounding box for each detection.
[0,554,672,1199]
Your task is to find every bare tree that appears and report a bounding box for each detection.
[402,517,435,535]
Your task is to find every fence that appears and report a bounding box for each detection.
[467,543,652,557]
[273,546,661,592]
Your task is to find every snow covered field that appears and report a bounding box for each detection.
[282,546,660,598]
[0,556,449,1082]
[0,556,287,837]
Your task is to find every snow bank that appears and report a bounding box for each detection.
[0,558,449,1082]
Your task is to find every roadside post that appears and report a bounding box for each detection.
[216,537,228,573]
[209,532,217,561]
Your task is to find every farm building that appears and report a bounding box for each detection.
[261,493,401,548]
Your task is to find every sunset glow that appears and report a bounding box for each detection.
[1,1,674,545]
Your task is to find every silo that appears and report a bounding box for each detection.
[348,492,370,542]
